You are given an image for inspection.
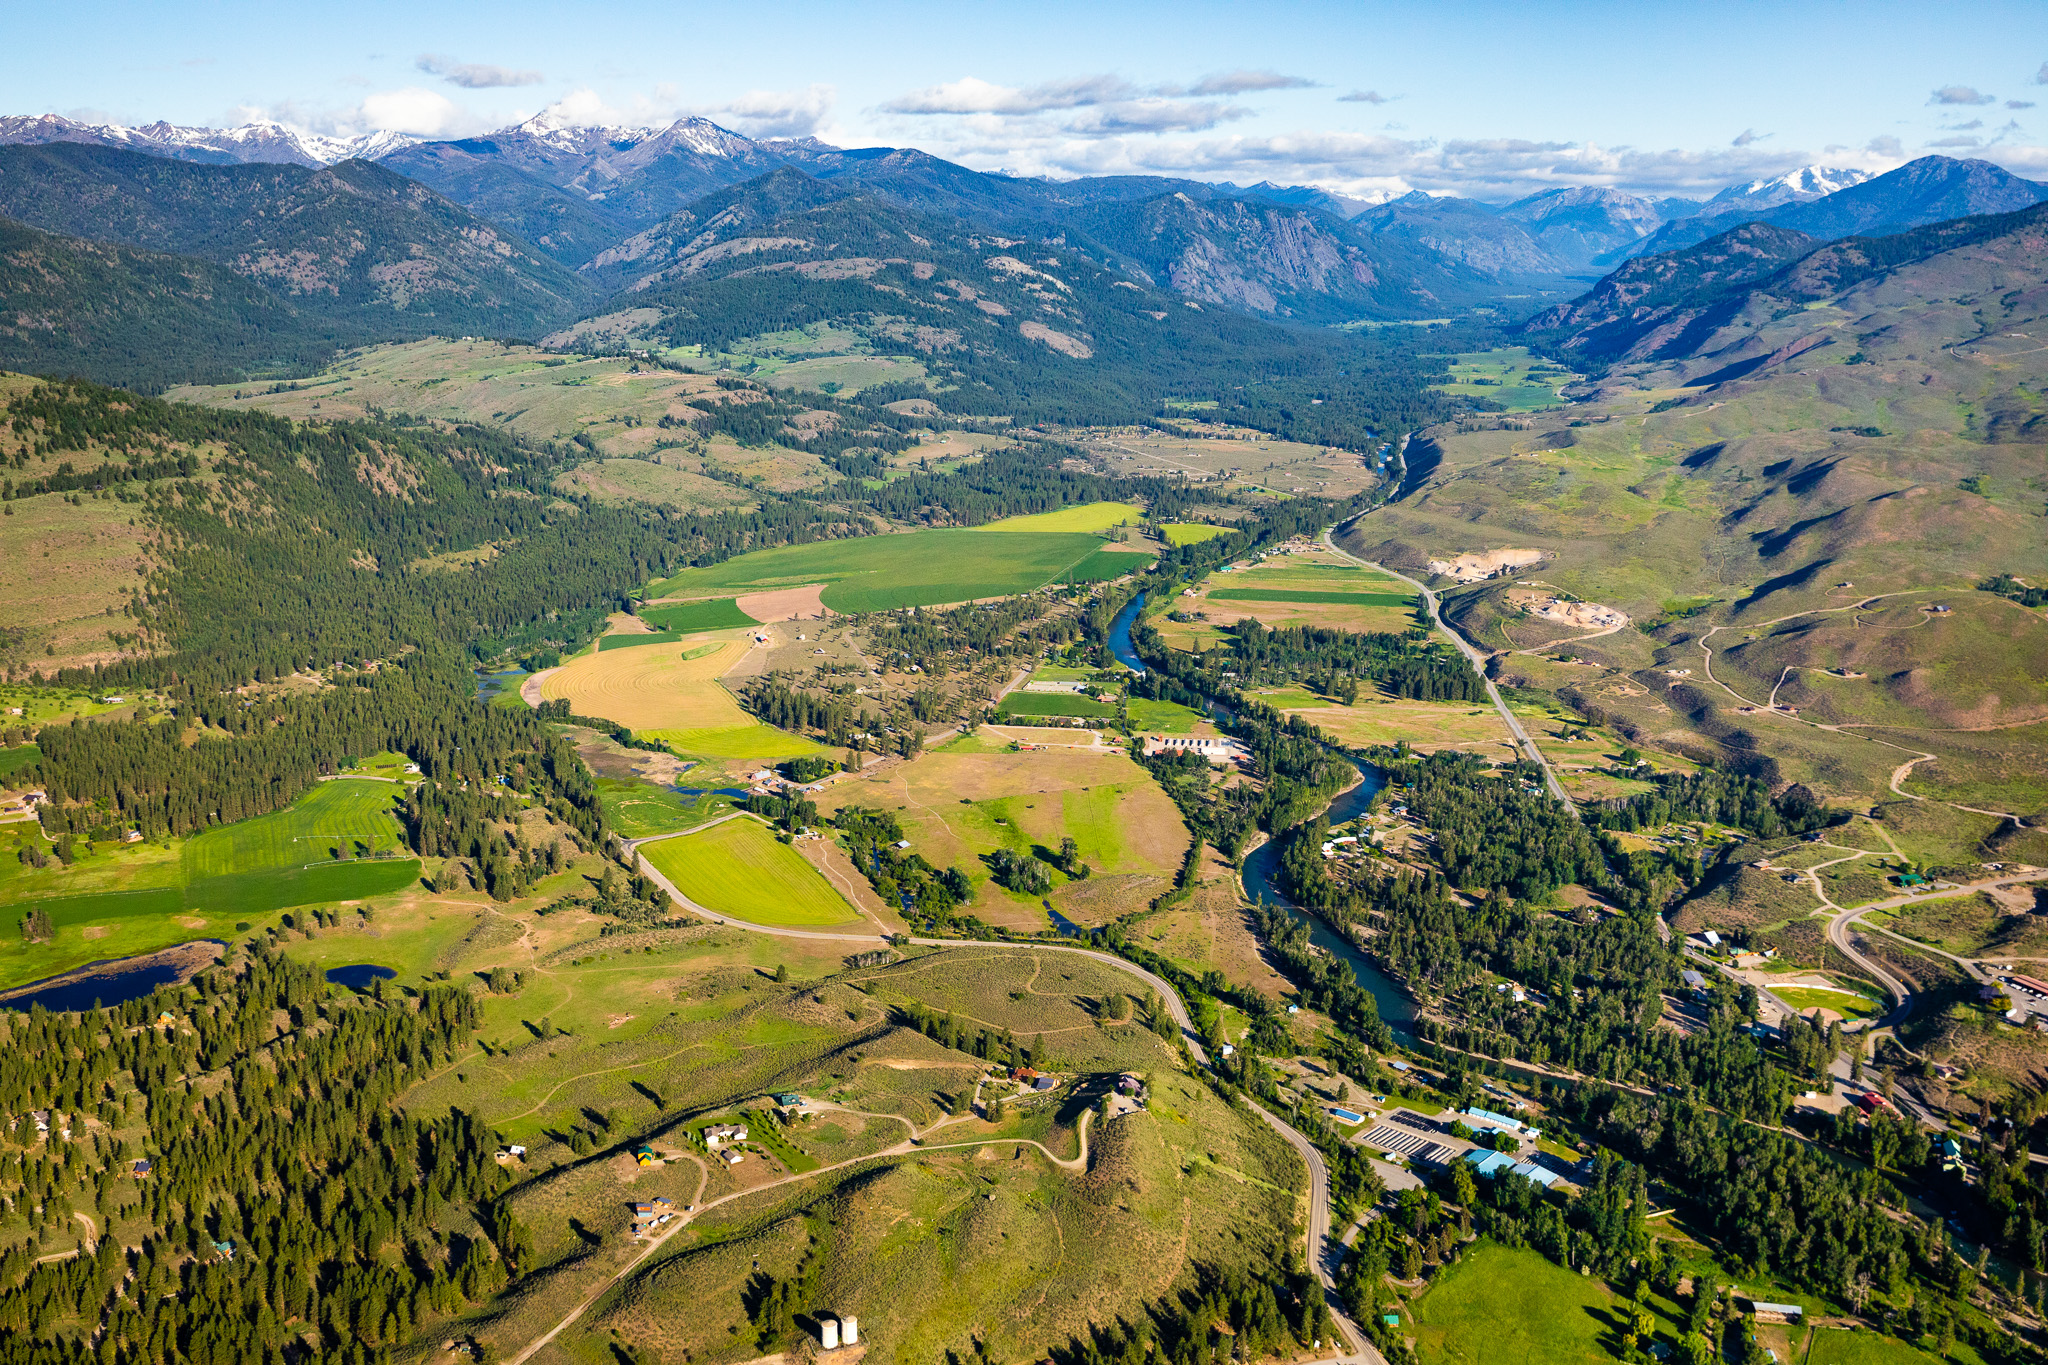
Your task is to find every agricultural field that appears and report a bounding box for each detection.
[0,683,150,728]
[597,778,734,841]
[0,779,424,990]
[976,501,1143,534]
[1283,692,1518,759]
[644,528,1119,613]
[1159,522,1232,546]
[1182,547,1421,638]
[639,817,863,928]
[817,739,1190,931]
[997,692,1118,721]
[637,598,760,632]
[1429,347,1576,412]
[539,628,821,763]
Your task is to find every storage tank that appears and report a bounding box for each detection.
[820,1318,841,1350]
[841,1316,859,1345]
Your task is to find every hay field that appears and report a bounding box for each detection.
[976,501,1142,534]
[540,634,755,733]
[1160,523,1231,546]
[645,529,1108,613]
[1189,550,1419,636]
[182,780,406,879]
[641,818,860,927]
[1303,696,1518,756]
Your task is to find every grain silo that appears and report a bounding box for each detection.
[820,1318,841,1350]
[841,1316,860,1345]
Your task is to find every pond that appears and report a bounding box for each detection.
[474,668,524,702]
[325,963,398,989]
[1108,594,1147,674]
[1239,761,1418,1036]
[0,941,226,1014]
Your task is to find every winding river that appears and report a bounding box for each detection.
[1111,592,1415,1034]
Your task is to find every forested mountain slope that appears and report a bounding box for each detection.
[0,217,340,390]
[584,172,1460,438]
[0,143,590,339]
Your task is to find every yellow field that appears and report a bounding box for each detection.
[975,502,1142,534]
[1302,697,1518,755]
[540,633,755,733]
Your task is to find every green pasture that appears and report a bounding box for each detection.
[1431,347,1576,413]
[0,684,139,726]
[998,693,1117,719]
[1805,1329,1964,1364]
[644,530,1112,613]
[598,631,696,652]
[1410,1243,1667,1363]
[1206,588,1416,606]
[1160,523,1230,546]
[637,598,760,633]
[0,746,38,780]
[1058,548,1156,584]
[640,817,859,926]
[1126,699,1207,733]
[976,501,1142,534]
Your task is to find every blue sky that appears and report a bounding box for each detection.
[10,0,2045,199]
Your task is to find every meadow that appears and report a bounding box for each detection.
[645,529,1115,613]
[1409,1243,1668,1363]
[597,779,734,841]
[541,632,759,735]
[640,817,862,927]
[1160,522,1231,546]
[1430,346,1576,412]
[1189,550,1420,637]
[997,692,1117,720]
[975,501,1142,534]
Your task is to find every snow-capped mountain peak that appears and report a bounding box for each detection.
[1709,165,1873,207]
[0,112,415,167]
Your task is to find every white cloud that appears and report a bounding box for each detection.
[1930,85,1996,106]
[416,54,543,89]
[1731,128,1767,147]
[884,75,1137,115]
[1866,135,1904,157]
[356,87,468,135]
[1337,90,1388,104]
[1068,100,1253,135]
[712,85,836,139]
[1186,70,1315,96]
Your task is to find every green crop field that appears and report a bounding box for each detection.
[1058,548,1155,584]
[1206,588,1416,606]
[597,779,734,840]
[646,529,1114,613]
[640,817,859,926]
[998,693,1117,719]
[640,724,824,760]
[1126,699,1207,733]
[597,631,698,652]
[1160,523,1230,546]
[637,598,760,632]
[976,501,1142,534]
[181,780,406,880]
[0,746,38,779]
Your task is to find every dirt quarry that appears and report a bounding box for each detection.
[1503,588,1628,631]
[1426,548,1546,583]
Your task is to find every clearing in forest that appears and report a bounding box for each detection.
[541,633,757,734]
[640,817,860,927]
[974,501,1143,534]
[644,530,1113,613]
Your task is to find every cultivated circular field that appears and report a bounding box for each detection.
[540,634,756,733]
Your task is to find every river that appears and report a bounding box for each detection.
[1108,593,1147,673]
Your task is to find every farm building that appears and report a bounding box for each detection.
[1746,1301,1803,1322]
[635,1146,657,1167]
[724,1149,745,1165]
[1139,734,1251,766]
[704,1123,748,1148]
[772,1092,803,1107]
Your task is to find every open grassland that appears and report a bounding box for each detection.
[541,633,756,733]
[1065,420,1388,503]
[1776,983,1886,1019]
[1882,889,2048,959]
[0,683,143,727]
[976,501,1142,534]
[553,456,758,515]
[646,529,1111,613]
[818,745,1187,930]
[167,339,724,458]
[1410,1243,1669,1363]
[1187,549,1420,637]
[0,461,161,676]
[1299,694,1518,757]
[1160,522,1231,546]
[1430,346,1576,412]
[1805,1329,1957,1364]
[641,817,861,927]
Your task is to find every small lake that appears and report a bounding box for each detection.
[474,668,524,702]
[1239,762,1417,1036]
[0,961,184,1013]
[676,787,752,800]
[1109,594,1147,674]
[325,964,397,989]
